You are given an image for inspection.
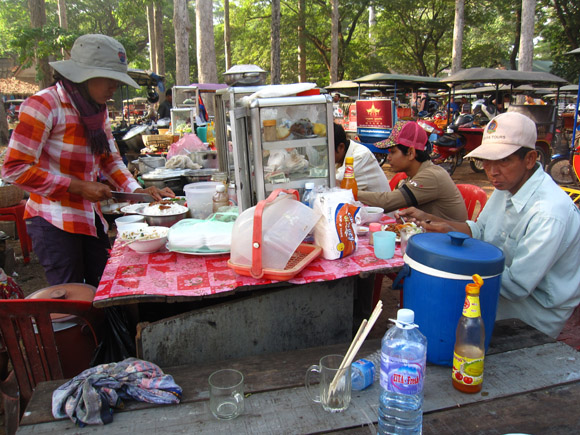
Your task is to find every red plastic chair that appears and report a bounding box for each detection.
[0,299,103,431]
[389,172,407,191]
[456,184,488,221]
[0,200,32,264]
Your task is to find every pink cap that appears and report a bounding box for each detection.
[369,223,383,232]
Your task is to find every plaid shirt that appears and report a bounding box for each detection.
[1,82,140,237]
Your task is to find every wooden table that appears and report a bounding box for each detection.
[94,232,406,367]
[17,319,580,434]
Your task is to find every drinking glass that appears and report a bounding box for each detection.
[305,354,351,413]
[208,369,244,420]
[373,231,396,259]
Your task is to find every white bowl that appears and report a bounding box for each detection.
[119,226,169,254]
[115,215,146,228]
[361,206,384,224]
[118,223,148,235]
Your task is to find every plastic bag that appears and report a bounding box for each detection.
[313,188,361,260]
[90,307,136,366]
[166,133,206,159]
[167,218,235,252]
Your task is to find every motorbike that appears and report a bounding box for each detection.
[547,125,580,186]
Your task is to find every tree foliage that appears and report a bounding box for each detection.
[0,0,578,91]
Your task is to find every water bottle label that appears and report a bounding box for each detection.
[381,356,425,395]
[352,359,376,390]
[452,352,484,386]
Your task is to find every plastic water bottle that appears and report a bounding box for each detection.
[351,349,381,390]
[378,308,427,435]
[302,182,315,208]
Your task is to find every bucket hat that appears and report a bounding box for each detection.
[49,34,139,88]
[375,121,428,151]
[464,112,536,161]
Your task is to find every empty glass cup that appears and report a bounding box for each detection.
[208,369,244,420]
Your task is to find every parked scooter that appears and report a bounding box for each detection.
[431,113,477,175]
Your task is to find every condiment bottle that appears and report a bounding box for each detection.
[212,184,229,213]
[263,119,277,142]
[340,156,358,200]
[452,274,485,394]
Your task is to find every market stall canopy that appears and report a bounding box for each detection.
[188,83,228,92]
[127,69,164,88]
[325,80,393,90]
[353,73,445,90]
[440,67,567,86]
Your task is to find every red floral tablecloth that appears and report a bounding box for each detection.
[94,235,405,305]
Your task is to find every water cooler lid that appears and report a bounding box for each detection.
[26,283,96,322]
[406,231,505,276]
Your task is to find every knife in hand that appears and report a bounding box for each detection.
[111,191,155,203]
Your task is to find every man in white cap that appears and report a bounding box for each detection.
[398,112,580,338]
[2,34,174,287]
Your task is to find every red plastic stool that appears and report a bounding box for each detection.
[0,200,32,264]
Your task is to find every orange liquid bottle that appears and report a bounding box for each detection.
[340,156,358,200]
[452,274,485,393]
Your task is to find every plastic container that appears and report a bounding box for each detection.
[302,182,315,208]
[351,349,381,391]
[378,309,427,435]
[212,184,229,213]
[368,223,382,246]
[228,189,321,275]
[398,231,505,366]
[263,119,277,142]
[184,181,221,219]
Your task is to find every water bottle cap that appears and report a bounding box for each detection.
[397,308,414,323]
[215,184,226,192]
[305,182,315,190]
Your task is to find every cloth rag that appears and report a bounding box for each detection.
[52,358,182,426]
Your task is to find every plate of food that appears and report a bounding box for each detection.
[356,225,369,236]
[120,203,147,214]
[382,222,424,242]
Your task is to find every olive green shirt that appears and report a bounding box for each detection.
[358,160,468,222]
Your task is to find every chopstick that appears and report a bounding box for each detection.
[329,301,383,395]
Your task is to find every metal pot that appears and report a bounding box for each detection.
[223,64,267,87]
[122,125,150,152]
[138,156,166,175]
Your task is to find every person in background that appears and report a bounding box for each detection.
[358,121,467,221]
[1,34,174,287]
[334,123,390,193]
[446,97,460,113]
[398,112,580,339]
[157,88,173,120]
[460,97,471,113]
[332,93,340,103]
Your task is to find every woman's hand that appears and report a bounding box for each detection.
[68,179,112,202]
[135,186,176,201]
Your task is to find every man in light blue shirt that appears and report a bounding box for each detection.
[398,112,580,338]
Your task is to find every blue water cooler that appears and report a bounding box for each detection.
[397,232,505,366]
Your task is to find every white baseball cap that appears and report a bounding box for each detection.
[464,112,537,161]
[49,34,139,88]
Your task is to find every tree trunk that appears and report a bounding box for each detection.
[297,0,306,82]
[270,0,281,84]
[57,0,68,58]
[174,0,191,86]
[368,5,376,55]
[196,0,218,115]
[147,3,157,72]
[330,0,339,83]
[510,6,521,70]
[519,0,535,72]
[28,0,51,89]
[451,0,464,74]
[154,2,165,77]
[224,0,232,71]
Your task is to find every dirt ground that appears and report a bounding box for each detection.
[0,161,492,433]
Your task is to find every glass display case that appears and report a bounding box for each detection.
[170,108,195,135]
[172,86,199,117]
[249,94,335,203]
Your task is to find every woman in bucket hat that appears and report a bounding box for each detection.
[1,34,174,287]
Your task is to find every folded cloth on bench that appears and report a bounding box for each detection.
[52,358,182,426]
